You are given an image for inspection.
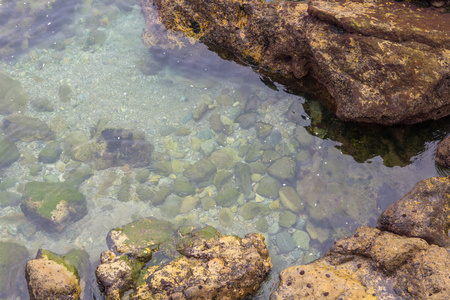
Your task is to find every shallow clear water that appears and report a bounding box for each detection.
[0,0,448,299]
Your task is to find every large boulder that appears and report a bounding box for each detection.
[271,226,450,299]
[96,218,272,299]
[20,181,87,231]
[141,0,450,125]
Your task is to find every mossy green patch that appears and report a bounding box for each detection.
[23,181,84,220]
[40,249,80,280]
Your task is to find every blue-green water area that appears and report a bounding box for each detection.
[0,0,449,299]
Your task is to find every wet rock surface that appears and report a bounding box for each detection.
[436,136,450,168]
[26,249,89,300]
[96,217,272,299]
[142,0,450,125]
[272,176,450,299]
[271,225,450,299]
[378,176,450,247]
[20,181,87,232]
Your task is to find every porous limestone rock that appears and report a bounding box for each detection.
[96,218,272,299]
[271,226,450,299]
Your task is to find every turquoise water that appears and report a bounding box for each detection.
[0,0,448,299]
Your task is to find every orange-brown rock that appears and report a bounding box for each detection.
[378,176,450,247]
[436,136,450,168]
[271,226,450,299]
[141,0,450,125]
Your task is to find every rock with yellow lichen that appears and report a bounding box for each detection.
[95,218,272,299]
[141,0,450,125]
[25,249,89,300]
[271,226,450,299]
[378,176,450,247]
[272,176,450,299]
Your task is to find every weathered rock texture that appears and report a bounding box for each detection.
[141,0,450,125]
[271,225,450,299]
[378,176,450,247]
[436,136,450,168]
[26,249,85,300]
[95,217,272,299]
[272,176,450,299]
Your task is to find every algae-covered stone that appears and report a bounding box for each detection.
[279,186,304,213]
[209,113,224,133]
[58,84,72,102]
[0,191,21,207]
[0,241,28,297]
[216,186,240,207]
[193,102,209,121]
[262,150,282,164]
[135,168,151,183]
[276,231,296,253]
[2,114,55,142]
[0,72,29,115]
[213,170,233,190]
[26,249,83,300]
[173,176,195,196]
[267,157,296,180]
[20,181,87,231]
[30,97,54,112]
[153,186,171,206]
[255,217,269,233]
[201,197,216,210]
[179,195,200,213]
[0,134,19,167]
[249,161,266,174]
[38,141,62,164]
[279,210,298,228]
[152,160,172,176]
[235,113,256,129]
[209,147,239,169]
[239,202,270,220]
[255,122,273,139]
[106,217,176,262]
[219,208,234,227]
[63,164,93,187]
[292,230,310,250]
[183,158,216,183]
[235,162,252,197]
[161,194,181,217]
[256,176,281,199]
[245,140,262,162]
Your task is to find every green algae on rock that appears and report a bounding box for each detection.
[26,249,87,300]
[20,181,87,232]
[96,219,272,299]
[0,72,29,115]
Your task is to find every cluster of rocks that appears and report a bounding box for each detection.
[23,218,271,300]
[141,0,450,125]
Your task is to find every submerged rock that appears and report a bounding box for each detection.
[183,158,217,183]
[96,218,271,299]
[67,128,153,170]
[20,181,87,231]
[271,226,450,299]
[0,134,19,168]
[0,241,28,298]
[0,72,29,114]
[26,249,88,300]
[2,115,55,142]
[143,0,450,125]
